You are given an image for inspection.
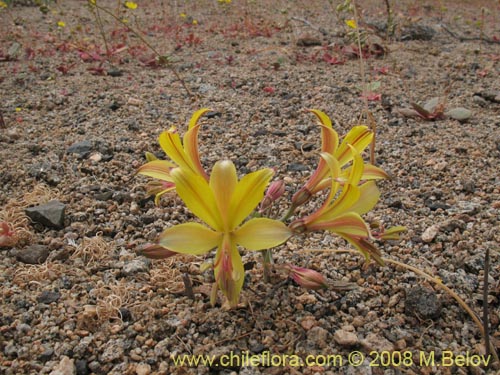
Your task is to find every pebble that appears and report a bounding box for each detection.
[306,326,329,348]
[421,224,440,243]
[49,356,75,375]
[361,333,394,352]
[333,329,359,347]
[100,339,125,362]
[135,363,151,375]
[15,244,50,264]
[25,200,66,229]
[122,258,151,275]
[404,286,442,320]
[67,140,93,157]
[37,290,61,304]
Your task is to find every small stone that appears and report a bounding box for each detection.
[127,97,143,106]
[445,107,472,122]
[295,293,317,304]
[67,140,93,157]
[472,95,487,107]
[122,258,151,275]
[49,356,75,375]
[107,69,123,77]
[405,286,442,320]
[16,244,50,264]
[88,152,102,162]
[296,36,321,47]
[334,329,359,347]
[100,339,124,362]
[37,290,61,304]
[135,363,151,375]
[39,347,54,361]
[421,224,439,243]
[206,111,222,119]
[287,163,309,172]
[307,326,329,349]
[361,333,394,352]
[75,359,89,375]
[25,200,66,229]
[300,315,317,330]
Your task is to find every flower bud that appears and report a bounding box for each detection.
[288,264,328,290]
[259,180,285,212]
[0,222,14,247]
[291,187,312,207]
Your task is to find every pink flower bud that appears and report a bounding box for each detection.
[288,264,328,290]
[259,180,285,211]
[0,222,15,247]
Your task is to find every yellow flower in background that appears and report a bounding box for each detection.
[180,12,187,19]
[345,19,357,29]
[15,107,22,112]
[192,19,198,25]
[0,1,8,8]
[57,21,66,28]
[124,1,137,9]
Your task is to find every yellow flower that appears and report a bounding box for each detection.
[144,161,292,307]
[124,1,137,9]
[137,109,211,204]
[345,19,357,29]
[0,1,8,8]
[290,148,384,264]
[15,107,22,112]
[180,13,187,19]
[57,21,66,28]
[291,110,388,206]
[192,19,198,25]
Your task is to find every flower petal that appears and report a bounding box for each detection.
[210,160,238,231]
[234,218,292,250]
[140,244,177,259]
[335,126,373,167]
[171,168,223,230]
[159,128,194,172]
[338,234,384,265]
[228,168,273,229]
[310,212,370,237]
[214,234,244,307]
[158,223,221,254]
[184,108,211,180]
[349,181,380,215]
[292,110,340,204]
[362,164,390,180]
[137,160,176,181]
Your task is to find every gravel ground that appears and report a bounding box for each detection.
[1,1,499,374]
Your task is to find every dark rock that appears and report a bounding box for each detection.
[400,25,435,41]
[76,359,89,375]
[25,200,66,229]
[107,69,123,77]
[95,191,113,201]
[37,290,61,304]
[16,244,50,264]
[67,140,93,157]
[296,37,321,47]
[253,129,268,136]
[109,101,121,111]
[405,286,441,320]
[206,111,222,119]
[424,200,450,211]
[287,163,309,172]
[119,307,133,322]
[39,348,54,361]
[272,130,287,137]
